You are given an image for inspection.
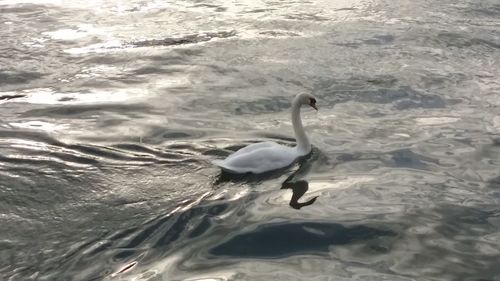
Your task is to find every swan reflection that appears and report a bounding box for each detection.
[280,153,319,209]
[281,180,318,209]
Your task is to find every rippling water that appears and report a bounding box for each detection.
[1,0,500,280]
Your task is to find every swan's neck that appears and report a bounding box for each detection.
[291,99,311,155]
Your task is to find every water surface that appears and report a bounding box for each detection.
[1,0,499,280]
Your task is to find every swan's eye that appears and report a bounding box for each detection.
[308,97,318,110]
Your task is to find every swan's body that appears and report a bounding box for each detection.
[213,93,317,174]
[213,142,299,174]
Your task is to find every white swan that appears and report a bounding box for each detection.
[213,93,318,174]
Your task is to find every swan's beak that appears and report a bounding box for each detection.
[310,104,318,111]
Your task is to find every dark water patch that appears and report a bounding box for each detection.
[142,126,206,144]
[106,76,145,85]
[0,93,26,101]
[140,55,188,65]
[156,158,201,167]
[231,96,290,115]
[57,237,105,266]
[67,144,153,163]
[0,129,66,147]
[492,138,500,147]
[489,176,500,189]
[210,221,397,258]
[244,8,277,13]
[191,3,219,8]
[162,86,189,94]
[333,41,361,48]
[400,205,500,280]
[121,213,179,251]
[362,34,395,45]
[0,128,197,167]
[315,78,447,110]
[152,208,205,249]
[334,147,447,171]
[0,165,96,210]
[0,71,43,85]
[14,194,224,280]
[80,55,137,65]
[132,31,237,48]
[45,150,101,166]
[110,200,229,254]
[418,72,468,90]
[95,117,128,128]
[0,141,153,168]
[0,4,49,15]
[467,3,500,17]
[22,103,152,117]
[384,148,433,170]
[188,217,212,239]
[285,13,329,21]
[83,240,115,258]
[172,48,206,57]
[163,131,193,139]
[441,206,499,226]
[108,227,140,244]
[0,153,79,170]
[334,34,395,48]
[259,30,300,37]
[437,32,500,49]
[335,7,357,11]
[366,75,399,88]
[132,66,185,75]
[112,143,163,156]
[58,96,75,102]
[189,95,292,115]
[69,143,201,165]
[202,148,230,157]
[165,143,200,150]
[203,64,239,75]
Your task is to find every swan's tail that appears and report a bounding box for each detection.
[211,159,225,167]
[213,159,234,171]
[212,159,240,173]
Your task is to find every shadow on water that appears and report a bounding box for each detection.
[209,221,397,258]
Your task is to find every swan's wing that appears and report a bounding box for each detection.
[217,145,297,174]
[225,141,278,160]
[212,142,278,173]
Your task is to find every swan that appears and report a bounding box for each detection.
[213,93,318,174]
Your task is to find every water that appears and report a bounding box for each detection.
[1,0,499,280]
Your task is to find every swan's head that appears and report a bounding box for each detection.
[295,93,318,111]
